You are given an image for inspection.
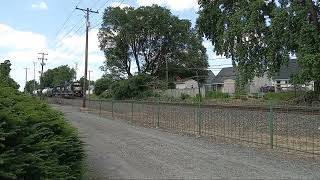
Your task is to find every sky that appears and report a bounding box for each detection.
[0,0,231,91]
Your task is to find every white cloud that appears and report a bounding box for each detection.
[0,24,47,50]
[111,2,131,9]
[137,0,199,11]
[0,23,105,91]
[31,2,48,10]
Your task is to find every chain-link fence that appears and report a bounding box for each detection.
[47,97,320,157]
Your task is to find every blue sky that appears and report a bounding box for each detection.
[0,0,231,90]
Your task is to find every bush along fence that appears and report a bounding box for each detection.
[48,97,320,158]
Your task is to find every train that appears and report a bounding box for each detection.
[33,81,83,98]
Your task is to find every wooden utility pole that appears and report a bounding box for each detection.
[88,70,93,101]
[24,68,29,94]
[38,52,48,89]
[76,6,98,108]
[33,62,36,92]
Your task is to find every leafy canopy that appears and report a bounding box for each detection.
[98,5,208,80]
[0,60,20,89]
[41,65,76,88]
[197,0,320,89]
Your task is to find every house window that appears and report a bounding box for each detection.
[276,81,281,84]
[284,80,288,84]
[191,85,194,89]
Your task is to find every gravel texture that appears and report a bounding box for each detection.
[52,104,320,179]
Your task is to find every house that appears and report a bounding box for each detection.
[271,59,314,92]
[175,79,199,89]
[204,67,237,94]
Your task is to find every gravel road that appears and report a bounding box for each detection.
[53,104,320,179]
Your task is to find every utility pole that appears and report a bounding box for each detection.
[196,70,202,102]
[88,70,93,101]
[76,6,98,108]
[166,58,169,89]
[24,68,29,94]
[38,52,48,89]
[74,62,78,81]
[33,62,36,92]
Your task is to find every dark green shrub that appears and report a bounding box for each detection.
[180,93,190,100]
[94,77,114,96]
[111,75,153,99]
[0,86,84,179]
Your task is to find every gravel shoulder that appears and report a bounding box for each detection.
[52,104,320,179]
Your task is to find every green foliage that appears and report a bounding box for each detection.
[206,91,230,99]
[0,86,83,178]
[197,0,320,89]
[264,92,301,101]
[94,77,114,96]
[25,80,39,94]
[0,60,19,90]
[41,65,76,88]
[99,90,112,99]
[98,5,208,79]
[111,75,153,99]
[180,93,190,100]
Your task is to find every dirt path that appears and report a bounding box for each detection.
[52,105,320,179]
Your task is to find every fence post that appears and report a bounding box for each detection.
[112,100,114,120]
[198,99,202,136]
[131,100,134,122]
[156,98,160,128]
[99,100,102,116]
[268,102,274,149]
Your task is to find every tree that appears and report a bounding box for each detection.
[94,76,114,96]
[25,80,39,94]
[0,60,19,89]
[197,0,320,92]
[41,65,76,88]
[98,5,208,80]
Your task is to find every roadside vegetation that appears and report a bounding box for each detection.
[0,60,84,179]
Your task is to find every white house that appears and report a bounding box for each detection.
[175,79,199,89]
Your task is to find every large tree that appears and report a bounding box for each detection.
[197,0,320,92]
[41,65,76,88]
[0,60,19,89]
[98,5,208,80]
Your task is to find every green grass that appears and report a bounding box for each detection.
[205,91,230,99]
[264,92,302,101]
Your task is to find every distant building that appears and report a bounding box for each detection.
[209,67,237,94]
[175,79,199,89]
[271,59,314,92]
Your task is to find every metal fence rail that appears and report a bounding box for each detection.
[47,97,320,157]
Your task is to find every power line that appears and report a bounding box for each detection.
[55,17,85,47]
[54,0,84,38]
[91,0,126,29]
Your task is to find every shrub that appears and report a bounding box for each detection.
[99,90,112,99]
[264,92,300,101]
[0,86,84,179]
[206,91,229,99]
[111,75,153,99]
[94,77,114,96]
[180,93,190,100]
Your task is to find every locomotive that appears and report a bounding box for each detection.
[36,81,83,98]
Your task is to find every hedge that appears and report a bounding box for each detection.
[0,86,84,179]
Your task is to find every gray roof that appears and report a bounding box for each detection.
[204,70,216,84]
[213,67,237,84]
[273,59,299,80]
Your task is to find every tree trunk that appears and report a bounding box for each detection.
[314,80,320,94]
